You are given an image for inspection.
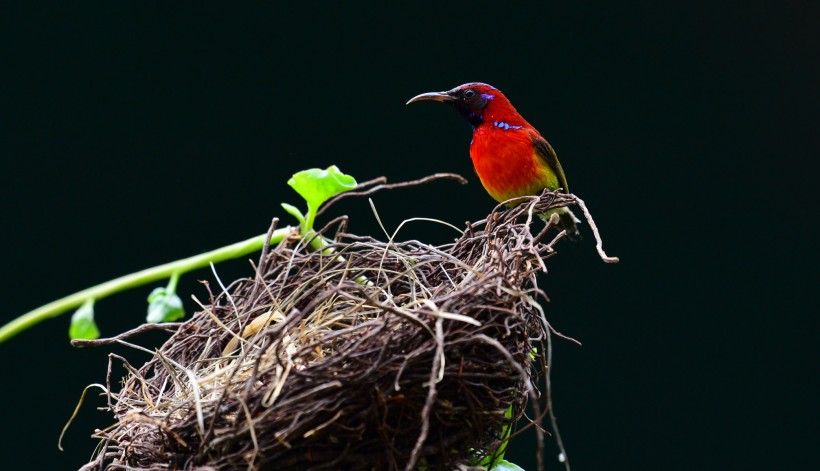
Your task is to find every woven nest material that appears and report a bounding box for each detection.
[78,177,590,471]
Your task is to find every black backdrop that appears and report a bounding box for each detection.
[1,2,815,469]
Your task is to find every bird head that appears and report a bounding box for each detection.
[406,82,519,129]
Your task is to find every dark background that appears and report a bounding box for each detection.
[1,1,815,469]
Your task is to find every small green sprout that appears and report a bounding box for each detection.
[287,165,356,227]
[283,165,357,246]
[68,299,99,341]
[146,272,184,323]
[146,288,184,323]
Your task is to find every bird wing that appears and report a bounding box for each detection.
[530,133,570,194]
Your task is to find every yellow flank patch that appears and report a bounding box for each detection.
[481,158,560,203]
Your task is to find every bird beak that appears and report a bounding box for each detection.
[406,91,454,105]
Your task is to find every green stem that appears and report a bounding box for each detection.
[0,227,295,344]
[304,203,317,237]
[166,271,181,294]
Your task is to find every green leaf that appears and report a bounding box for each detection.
[287,165,357,211]
[69,299,99,340]
[280,203,306,225]
[489,459,526,471]
[146,287,185,323]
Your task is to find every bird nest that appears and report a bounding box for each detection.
[75,176,605,471]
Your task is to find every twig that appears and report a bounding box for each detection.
[71,323,182,347]
[58,383,108,451]
[317,173,467,217]
[574,195,619,263]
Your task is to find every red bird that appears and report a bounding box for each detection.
[407,82,580,238]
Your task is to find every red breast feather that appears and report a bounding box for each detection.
[470,125,560,203]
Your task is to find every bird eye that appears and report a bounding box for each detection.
[463,89,476,98]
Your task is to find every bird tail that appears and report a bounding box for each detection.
[542,206,582,241]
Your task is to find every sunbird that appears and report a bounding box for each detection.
[407,82,581,238]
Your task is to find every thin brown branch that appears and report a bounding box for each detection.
[316,173,467,217]
[70,322,182,347]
